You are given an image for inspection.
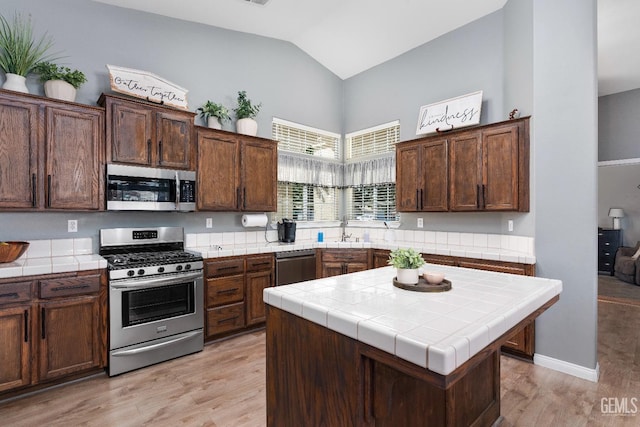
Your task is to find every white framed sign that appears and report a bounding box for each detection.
[416,90,482,136]
[106,64,189,110]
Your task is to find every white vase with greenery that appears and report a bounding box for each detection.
[197,100,230,130]
[234,90,261,136]
[388,248,425,285]
[0,12,56,94]
[34,61,87,102]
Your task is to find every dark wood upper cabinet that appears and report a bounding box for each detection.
[397,117,529,213]
[100,93,195,170]
[0,90,104,211]
[197,127,277,212]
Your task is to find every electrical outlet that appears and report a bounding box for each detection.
[206,218,213,228]
[68,220,78,233]
[417,218,424,228]
[508,220,514,232]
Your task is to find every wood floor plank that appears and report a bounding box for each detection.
[1,300,639,426]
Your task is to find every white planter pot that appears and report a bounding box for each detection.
[2,73,29,93]
[396,268,419,285]
[44,80,77,102]
[236,118,258,136]
[207,116,222,130]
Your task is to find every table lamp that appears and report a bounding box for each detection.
[608,208,625,230]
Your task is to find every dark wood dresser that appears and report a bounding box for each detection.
[598,228,621,275]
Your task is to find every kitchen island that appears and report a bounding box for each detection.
[263,265,561,426]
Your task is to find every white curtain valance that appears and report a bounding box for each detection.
[343,154,395,187]
[277,152,343,187]
[278,152,395,188]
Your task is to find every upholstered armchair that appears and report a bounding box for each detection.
[614,243,640,285]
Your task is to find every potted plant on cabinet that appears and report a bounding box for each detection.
[33,61,86,102]
[0,12,56,93]
[233,90,261,136]
[388,247,425,285]
[196,100,230,130]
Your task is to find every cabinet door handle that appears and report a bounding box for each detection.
[24,310,29,343]
[32,173,37,207]
[41,307,46,339]
[236,188,241,209]
[217,316,239,325]
[482,184,486,209]
[217,288,239,295]
[47,175,52,207]
[243,187,246,210]
[147,139,152,163]
[158,140,163,164]
[416,189,420,210]
[420,188,424,210]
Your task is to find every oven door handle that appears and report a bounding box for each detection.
[110,272,203,289]
[111,330,202,356]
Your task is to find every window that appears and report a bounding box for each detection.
[272,118,340,160]
[346,184,398,222]
[273,119,341,222]
[345,121,399,222]
[276,182,338,221]
[346,121,399,160]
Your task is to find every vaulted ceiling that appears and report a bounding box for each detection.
[92,0,638,96]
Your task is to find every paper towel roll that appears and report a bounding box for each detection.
[242,213,268,228]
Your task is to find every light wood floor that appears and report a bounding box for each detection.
[1,300,639,426]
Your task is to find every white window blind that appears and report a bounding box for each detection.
[345,120,400,160]
[346,184,398,222]
[272,118,340,160]
[276,182,338,221]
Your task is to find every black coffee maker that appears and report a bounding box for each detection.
[277,218,296,243]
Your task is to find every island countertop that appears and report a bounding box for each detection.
[263,264,561,375]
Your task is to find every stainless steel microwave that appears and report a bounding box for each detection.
[106,164,196,211]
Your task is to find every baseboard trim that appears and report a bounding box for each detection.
[533,353,600,382]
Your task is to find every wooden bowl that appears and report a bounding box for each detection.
[0,241,30,263]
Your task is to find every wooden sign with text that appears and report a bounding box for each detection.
[106,64,189,110]
[416,91,482,135]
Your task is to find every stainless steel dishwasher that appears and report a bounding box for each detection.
[275,249,317,286]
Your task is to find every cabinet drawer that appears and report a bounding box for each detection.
[207,303,245,335]
[0,281,32,305]
[39,275,101,299]
[422,254,456,266]
[322,249,369,263]
[246,255,273,272]
[207,275,245,307]
[205,258,245,277]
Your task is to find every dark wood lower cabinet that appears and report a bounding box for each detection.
[266,306,501,427]
[0,271,106,398]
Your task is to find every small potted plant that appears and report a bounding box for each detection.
[196,100,230,130]
[33,61,87,102]
[388,248,425,285]
[0,12,57,93]
[233,90,262,136]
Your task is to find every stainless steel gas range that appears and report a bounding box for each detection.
[100,227,204,376]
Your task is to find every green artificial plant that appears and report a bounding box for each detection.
[197,100,231,122]
[33,61,87,88]
[388,248,425,269]
[0,12,56,76]
[233,90,261,119]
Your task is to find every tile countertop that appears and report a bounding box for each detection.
[0,238,107,279]
[263,265,561,376]
[189,239,535,264]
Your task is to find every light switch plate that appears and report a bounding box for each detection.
[508,220,513,232]
[68,220,78,233]
[206,218,213,228]
[417,218,424,228]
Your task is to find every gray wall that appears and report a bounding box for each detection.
[531,0,598,369]
[0,0,343,240]
[599,89,640,161]
[598,163,640,246]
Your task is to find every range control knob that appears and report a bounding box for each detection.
[185,264,191,270]
[138,269,145,276]
[127,270,135,277]
[158,266,165,273]
[176,265,183,271]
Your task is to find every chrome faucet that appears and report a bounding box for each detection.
[341,232,352,242]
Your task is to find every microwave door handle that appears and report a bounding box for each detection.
[175,171,180,210]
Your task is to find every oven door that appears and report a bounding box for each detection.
[109,271,204,350]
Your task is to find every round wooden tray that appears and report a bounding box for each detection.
[393,277,452,292]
